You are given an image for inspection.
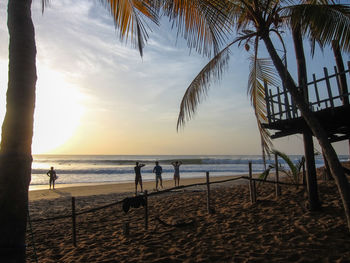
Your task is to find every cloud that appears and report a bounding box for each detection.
[6,0,344,155]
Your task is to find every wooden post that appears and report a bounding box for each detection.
[248,162,256,203]
[323,67,334,108]
[71,197,77,247]
[269,90,276,122]
[144,190,148,230]
[334,66,342,96]
[274,154,281,198]
[277,87,283,119]
[289,91,297,118]
[302,161,306,186]
[303,131,321,211]
[123,222,130,236]
[283,85,291,119]
[312,74,321,107]
[206,172,213,214]
[264,81,271,123]
[251,165,257,203]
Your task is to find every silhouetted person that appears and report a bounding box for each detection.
[134,162,145,195]
[172,161,182,187]
[153,161,163,191]
[47,166,57,190]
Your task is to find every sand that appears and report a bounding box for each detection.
[26,173,350,262]
[28,175,246,201]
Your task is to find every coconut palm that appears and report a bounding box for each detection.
[177,0,350,230]
[286,0,345,210]
[0,0,230,261]
[272,0,350,214]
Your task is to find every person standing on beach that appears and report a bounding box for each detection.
[47,166,57,190]
[134,162,145,195]
[153,161,163,191]
[172,161,182,187]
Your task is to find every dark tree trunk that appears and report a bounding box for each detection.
[332,40,349,105]
[262,34,350,231]
[292,25,321,211]
[331,40,350,156]
[0,0,37,262]
[322,151,332,181]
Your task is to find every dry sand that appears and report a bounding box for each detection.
[26,172,350,262]
[29,175,245,201]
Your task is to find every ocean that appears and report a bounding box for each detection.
[31,154,349,187]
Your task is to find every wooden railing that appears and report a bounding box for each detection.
[265,62,350,123]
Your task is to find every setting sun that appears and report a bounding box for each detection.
[32,66,86,153]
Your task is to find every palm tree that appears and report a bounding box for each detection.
[271,1,350,225]
[287,0,348,210]
[177,0,350,230]
[0,0,230,261]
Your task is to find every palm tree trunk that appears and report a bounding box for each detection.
[331,40,350,156]
[292,25,320,211]
[262,34,350,231]
[0,0,37,261]
[332,40,349,105]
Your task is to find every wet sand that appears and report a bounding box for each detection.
[26,169,350,262]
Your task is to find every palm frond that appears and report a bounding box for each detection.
[176,43,232,130]
[271,149,298,178]
[105,0,159,57]
[248,54,282,152]
[248,57,281,95]
[258,166,272,180]
[296,156,305,172]
[283,3,350,53]
[41,0,50,14]
[161,0,232,56]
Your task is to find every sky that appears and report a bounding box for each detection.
[0,0,349,156]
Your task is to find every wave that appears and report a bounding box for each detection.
[34,158,204,165]
[33,155,335,166]
[32,166,253,175]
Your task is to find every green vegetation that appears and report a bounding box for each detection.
[259,150,305,185]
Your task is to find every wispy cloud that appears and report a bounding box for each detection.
[1,0,346,155]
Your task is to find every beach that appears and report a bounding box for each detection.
[29,175,246,201]
[26,170,350,263]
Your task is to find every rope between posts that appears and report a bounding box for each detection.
[30,176,245,222]
[31,213,72,222]
[147,176,245,197]
[242,176,304,186]
[29,175,301,222]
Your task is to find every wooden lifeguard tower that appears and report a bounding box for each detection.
[262,61,350,208]
[263,63,350,143]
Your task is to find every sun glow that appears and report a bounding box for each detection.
[32,67,86,154]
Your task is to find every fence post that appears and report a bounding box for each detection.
[206,172,213,214]
[324,67,334,109]
[253,172,257,202]
[71,197,77,247]
[248,162,256,203]
[264,81,271,123]
[144,190,148,230]
[274,154,281,198]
